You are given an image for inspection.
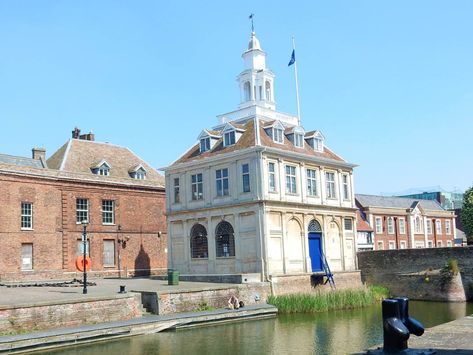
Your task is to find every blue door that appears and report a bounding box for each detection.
[308,232,322,271]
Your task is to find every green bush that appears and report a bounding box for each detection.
[446,258,460,275]
[267,286,389,314]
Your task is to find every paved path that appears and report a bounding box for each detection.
[0,277,236,308]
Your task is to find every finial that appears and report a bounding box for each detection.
[249,13,254,32]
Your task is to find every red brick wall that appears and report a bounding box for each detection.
[0,172,167,281]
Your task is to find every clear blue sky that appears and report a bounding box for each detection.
[1,1,472,194]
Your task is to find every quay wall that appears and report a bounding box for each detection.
[0,294,143,334]
[357,246,473,301]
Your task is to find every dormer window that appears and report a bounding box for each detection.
[129,164,147,180]
[134,170,146,180]
[224,131,236,146]
[91,160,111,176]
[273,127,284,143]
[264,121,285,144]
[200,137,211,153]
[314,138,323,151]
[305,131,325,152]
[294,133,304,148]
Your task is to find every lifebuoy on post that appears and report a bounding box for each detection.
[75,255,92,272]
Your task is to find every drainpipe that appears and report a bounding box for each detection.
[433,219,437,247]
[394,217,399,249]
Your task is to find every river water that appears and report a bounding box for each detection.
[40,301,473,355]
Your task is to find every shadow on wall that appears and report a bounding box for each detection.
[134,244,150,277]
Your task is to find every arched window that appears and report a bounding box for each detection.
[215,221,235,258]
[244,81,251,102]
[190,224,208,259]
[414,216,422,234]
[265,81,271,101]
[308,219,322,232]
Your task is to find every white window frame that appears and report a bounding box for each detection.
[76,198,89,223]
[191,173,203,201]
[102,200,115,225]
[445,220,451,234]
[344,218,353,231]
[98,165,110,176]
[224,131,236,147]
[399,218,406,234]
[388,241,396,250]
[377,241,384,250]
[200,137,211,152]
[273,128,284,144]
[447,240,452,247]
[294,133,304,148]
[285,165,297,194]
[427,240,433,248]
[242,164,250,193]
[414,216,422,234]
[426,220,432,235]
[325,172,336,199]
[306,169,318,197]
[375,217,383,234]
[216,168,229,197]
[173,177,180,203]
[21,202,33,230]
[387,217,394,234]
[437,240,443,247]
[400,241,407,249]
[314,138,323,151]
[21,243,33,270]
[435,220,442,234]
[268,162,277,192]
[342,174,350,200]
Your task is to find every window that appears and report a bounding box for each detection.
[242,164,250,193]
[98,165,110,176]
[21,243,33,270]
[314,138,323,151]
[21,202,33,229]
[415,241,424,248]
[414,216,422,234]
[134,170,146,180]
[428,241,433,248]
[387,217,394,234]
[306,169,318,196]
[294,133,304,148]
[102,200,115,224]
[103,240,115,266]
[435,220,442,234]
[325,172,336,199]
[399,218,406,234]
[377,241,384,250]
[244,81,251,101]
[342,174,350,200]
[426,220,432,234]
[190,224,208,259]
[174,178,180,203]
[344,218,353,231]
[215,221,235,258]
[216,168,229,196]
[200,137,211,153]
[437,240,443,247]
[285,165,297,194]
[375,217,383,234]
[445,220,451,234]
[191,173,203,200]
[268,162,276,192]
[400,241,407,249]
[265,81,271,101]
[76,198,89,223]
[447,240,452,247]
[273,128,284,143]
[224,131,236,146]
[388,241,395,250]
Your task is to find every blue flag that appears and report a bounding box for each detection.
[288,49,295,66]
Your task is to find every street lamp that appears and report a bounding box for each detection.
[82,220,89,294]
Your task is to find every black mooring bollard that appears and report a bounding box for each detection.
[394,297,425,337]
[382,298,410,352]
[119,285,126,294]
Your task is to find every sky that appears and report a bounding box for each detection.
[0,1,472,195]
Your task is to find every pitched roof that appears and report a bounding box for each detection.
[0,153,45,169]
[356,210,373,232]
[172,119,346,165]
[46,139,164,187]
[356,194,444,211]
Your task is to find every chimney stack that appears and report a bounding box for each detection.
[72,127,81,139]
[78,132,95,141]
[32,147,46,161]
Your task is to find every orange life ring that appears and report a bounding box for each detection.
[75,255,92,272]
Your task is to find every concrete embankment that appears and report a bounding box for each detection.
[0,304,277,354]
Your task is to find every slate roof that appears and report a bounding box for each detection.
[46,139,164,187]
[356,194,444,211]
[0,153,45,169]
[173,119,345,165]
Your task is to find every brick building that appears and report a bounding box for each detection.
[0,129,166,281]
[356,194,457,250]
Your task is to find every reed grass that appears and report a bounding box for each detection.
[267,286,389,314]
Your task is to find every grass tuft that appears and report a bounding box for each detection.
[267,286,389,314]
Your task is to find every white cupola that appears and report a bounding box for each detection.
[237,32,275,110]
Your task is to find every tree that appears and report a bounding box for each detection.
[461,186,473,244]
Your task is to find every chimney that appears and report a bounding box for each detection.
[72,127,81,139]
[32,147,46,161]
[78,132,95,141]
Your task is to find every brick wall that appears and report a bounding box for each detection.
[0,172,167,281]
[0,294,143,333]
[357,247,473,301]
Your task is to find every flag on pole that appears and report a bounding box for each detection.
[288,49,296,66]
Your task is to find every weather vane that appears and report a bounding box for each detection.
[249,13,254,32]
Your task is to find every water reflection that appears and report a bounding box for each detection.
[40,302,473,355]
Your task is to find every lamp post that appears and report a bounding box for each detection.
[82,220,89,294]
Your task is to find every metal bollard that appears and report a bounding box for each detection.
[382,298,410,352]
[394,297,425,337]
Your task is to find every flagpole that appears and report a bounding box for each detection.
[292,37,301,126]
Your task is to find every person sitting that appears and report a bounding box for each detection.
[228,295,240,309]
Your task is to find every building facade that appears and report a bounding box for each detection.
[398,190,464,210]
[356,194,457,250]
[0,130,166,281]
[163,31,358,282]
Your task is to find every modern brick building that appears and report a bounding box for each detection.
[0,129,166,281]
[356,194,457,250]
